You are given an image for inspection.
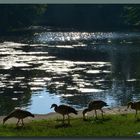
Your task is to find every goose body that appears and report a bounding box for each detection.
[83,100,108,120]
[3,109,34,126]
[51,104,78,124]
[127,101,140,118]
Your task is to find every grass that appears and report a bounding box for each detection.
[1,113,140,137]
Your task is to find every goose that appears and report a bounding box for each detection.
[127,101,140,118]
[51,104,78,124]
[3,109,34,126]
[83,100,108,120]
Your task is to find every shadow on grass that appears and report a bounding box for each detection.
[134,118,140,122]
[83,117,112,124]
[14,126,27,130]
[120,113,128,117]
[2,123,35,130]
[2,125,29,131]
[55,123,72,129]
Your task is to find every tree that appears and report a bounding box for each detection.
[0,5,47,33]
[123,5,140,26]
[43,4,125,31]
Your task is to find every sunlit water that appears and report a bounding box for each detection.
[0,28,140,115]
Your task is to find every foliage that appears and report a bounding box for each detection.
[44,5,124,30]
[122,5,140,26]
[0,5,47,32]
[44,4,140,30]
[1,113,140,136]
[0,4,140,33]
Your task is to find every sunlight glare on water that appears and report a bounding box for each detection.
[34,32,115,43]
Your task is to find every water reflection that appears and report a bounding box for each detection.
[0,30,140,115]
[29,90,60,114]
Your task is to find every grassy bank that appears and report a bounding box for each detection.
[1,113,140,136]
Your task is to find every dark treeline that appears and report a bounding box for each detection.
[43,4,124,31]
[43,4,140,31]
[0,4,140,33]
[0,4,47,33]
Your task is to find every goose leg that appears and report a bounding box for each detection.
[101,109,104,119]
[135,110,138,118]
[95,110,97,119]
[62,115,65,124]
[83,113,86,120]
[22,119,24,126]
[68,114,70,125]
[16,119,20,126]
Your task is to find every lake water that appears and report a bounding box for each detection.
[0,28,140,115]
